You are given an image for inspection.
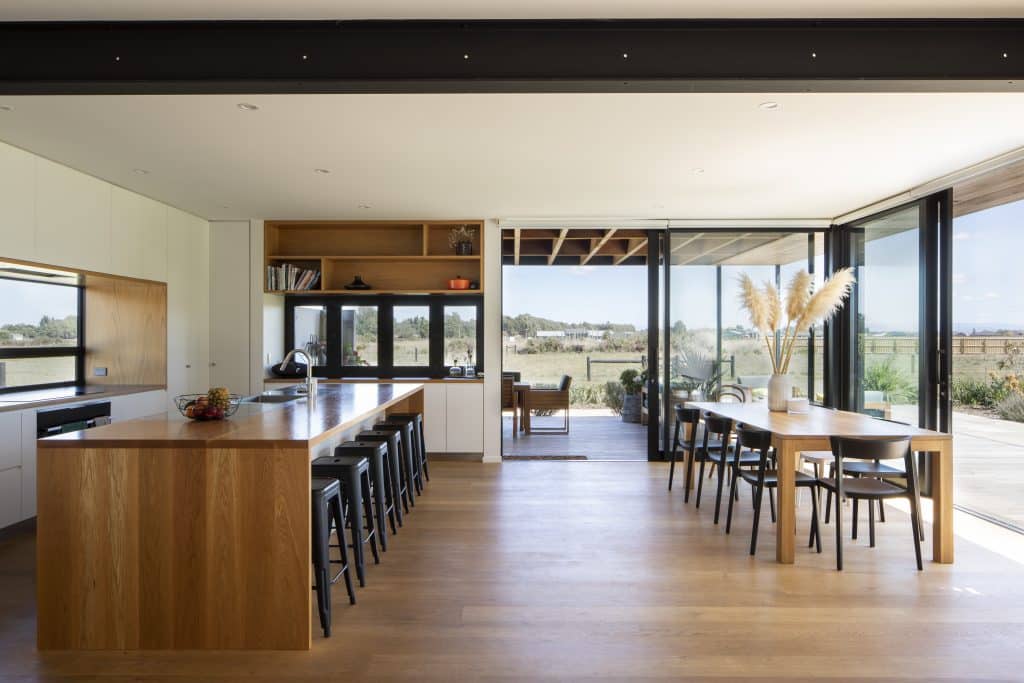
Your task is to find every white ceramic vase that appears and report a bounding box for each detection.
[767,373,793,412]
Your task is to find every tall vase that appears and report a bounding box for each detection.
[767,373,793,412]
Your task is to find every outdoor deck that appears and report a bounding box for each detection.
[502,408,648,460]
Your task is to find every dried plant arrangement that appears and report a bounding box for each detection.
[738,267,855,375]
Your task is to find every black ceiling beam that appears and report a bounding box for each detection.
[1,19,1023,94]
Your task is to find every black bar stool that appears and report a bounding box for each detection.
[376,419,422,498]
[357,429,406,526]
[370,423,415,510]
[387,411,429,483]
[311,477,355,637]
[311,454,379,586]
[337,440,397,547]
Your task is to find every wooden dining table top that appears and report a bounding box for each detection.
[686,401,951,442]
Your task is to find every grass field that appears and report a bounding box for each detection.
[0,356,76,389]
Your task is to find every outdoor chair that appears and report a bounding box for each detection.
[527,375,572,434]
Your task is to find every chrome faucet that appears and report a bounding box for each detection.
[280,349,318,399]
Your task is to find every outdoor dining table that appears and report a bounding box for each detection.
[512,382,531,435]
[687,401,954,565]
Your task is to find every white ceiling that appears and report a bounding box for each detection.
[1,1,1022,20]
[1,93,1024,222]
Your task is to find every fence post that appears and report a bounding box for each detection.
[587,356,592,381]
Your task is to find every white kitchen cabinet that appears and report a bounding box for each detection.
[167,208,210,403]
[0,412,21,471]
[111,186,167,281]
[422,383,448,453]
[19,410,35,521]
[0,466,21,530]
[35,157,112,273]
[444,382,484,453]
[0,141,36,262]
[209,221,251,395]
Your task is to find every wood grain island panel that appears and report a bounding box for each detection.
[36,383,424,650]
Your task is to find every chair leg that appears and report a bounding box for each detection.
[668,422,680,491]
[909,493,924,571]
[361,471,380,565]
[809,486,822,553]
[835,488,843,571]
[852,499,859,540]
[824,463,834,524]
[328,494,356,605]
[343,479,367,587]
[713,457,727,524]
[768,487,776,524]
[750,481,764,556]
[868,498,876,548]
[725,469,740,534]
[684,450,696,503]
[695,458,707,508]
[878,498,886,523]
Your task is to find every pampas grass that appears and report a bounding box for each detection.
[737,267,855,375]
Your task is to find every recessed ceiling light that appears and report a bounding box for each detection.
[132,168,149,175]
[693,168,705,175]
[314,168,331,175]
[0,105,13,112]
[358,203,372,209]
[759,101,780,110]
[237,102,260,111]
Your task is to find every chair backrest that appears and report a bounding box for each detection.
[674,405,701,448]
[830,435,911,463]
[558,374,572,392]
[501,376,514,408]
[734,425,772,469]
[718,384,747,403]
[702,413,733,448]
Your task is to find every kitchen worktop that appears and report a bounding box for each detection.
[0,383,165,412]
[264,376,483,384]
[38,382,423,448]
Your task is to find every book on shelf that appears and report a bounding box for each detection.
[267,263,321,291]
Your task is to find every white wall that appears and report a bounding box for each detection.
[482,219,502,462]
[0,140,211,401]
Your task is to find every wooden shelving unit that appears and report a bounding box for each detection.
[264,220,485,295]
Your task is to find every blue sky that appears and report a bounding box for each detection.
[504,199,1024,333]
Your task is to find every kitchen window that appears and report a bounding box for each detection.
[0,267,84,392]
[284,295,482,378]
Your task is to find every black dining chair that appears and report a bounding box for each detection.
[726,426,821,555]
[818,436,924,571]
[668,406,701,492]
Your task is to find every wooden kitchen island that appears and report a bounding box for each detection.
[36,382,423,651]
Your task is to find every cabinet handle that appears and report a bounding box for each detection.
[210,362,217,367]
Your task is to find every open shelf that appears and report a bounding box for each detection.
[264,220,484,295]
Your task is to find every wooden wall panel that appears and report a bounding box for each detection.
[84,274,167,386]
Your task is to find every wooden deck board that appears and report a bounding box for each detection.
[3,461,1024,680]
[502,413,647,460]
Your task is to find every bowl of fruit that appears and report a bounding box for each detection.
[175,388,242,421]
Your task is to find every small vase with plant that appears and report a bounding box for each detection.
[738,267,855,411]
[619,368,645,423]
[448,224,477,256]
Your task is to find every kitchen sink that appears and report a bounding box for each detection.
[243,392,305,404]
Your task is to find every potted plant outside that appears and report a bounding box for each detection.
[619,369,644,423]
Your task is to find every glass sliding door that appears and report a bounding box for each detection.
[847,204,923,423]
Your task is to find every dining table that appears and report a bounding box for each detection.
[687,401,954,565]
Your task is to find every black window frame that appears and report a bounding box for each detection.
[0,277,85,394]
[284,294,483,379]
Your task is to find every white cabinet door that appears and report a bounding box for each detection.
[422,384,447,453]
[35,158,112,273]
[0,467,21,530]
[19,410,35,521]
[111,187,167,281]
[0,412,20,470]
[167,208,210,402]
[0,142,36,262]
[444,383,484,453]
[209,221,250,395]
[110,390,168,421]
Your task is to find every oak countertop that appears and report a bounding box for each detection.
[0,384,166,413]
[37,382,423,449]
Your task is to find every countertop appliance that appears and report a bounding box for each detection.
[37,401,112,438]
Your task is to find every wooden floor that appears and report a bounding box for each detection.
[502,411,648,460]
[3,461,1024,681]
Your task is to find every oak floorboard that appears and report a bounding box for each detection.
[4,461,1024,681]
